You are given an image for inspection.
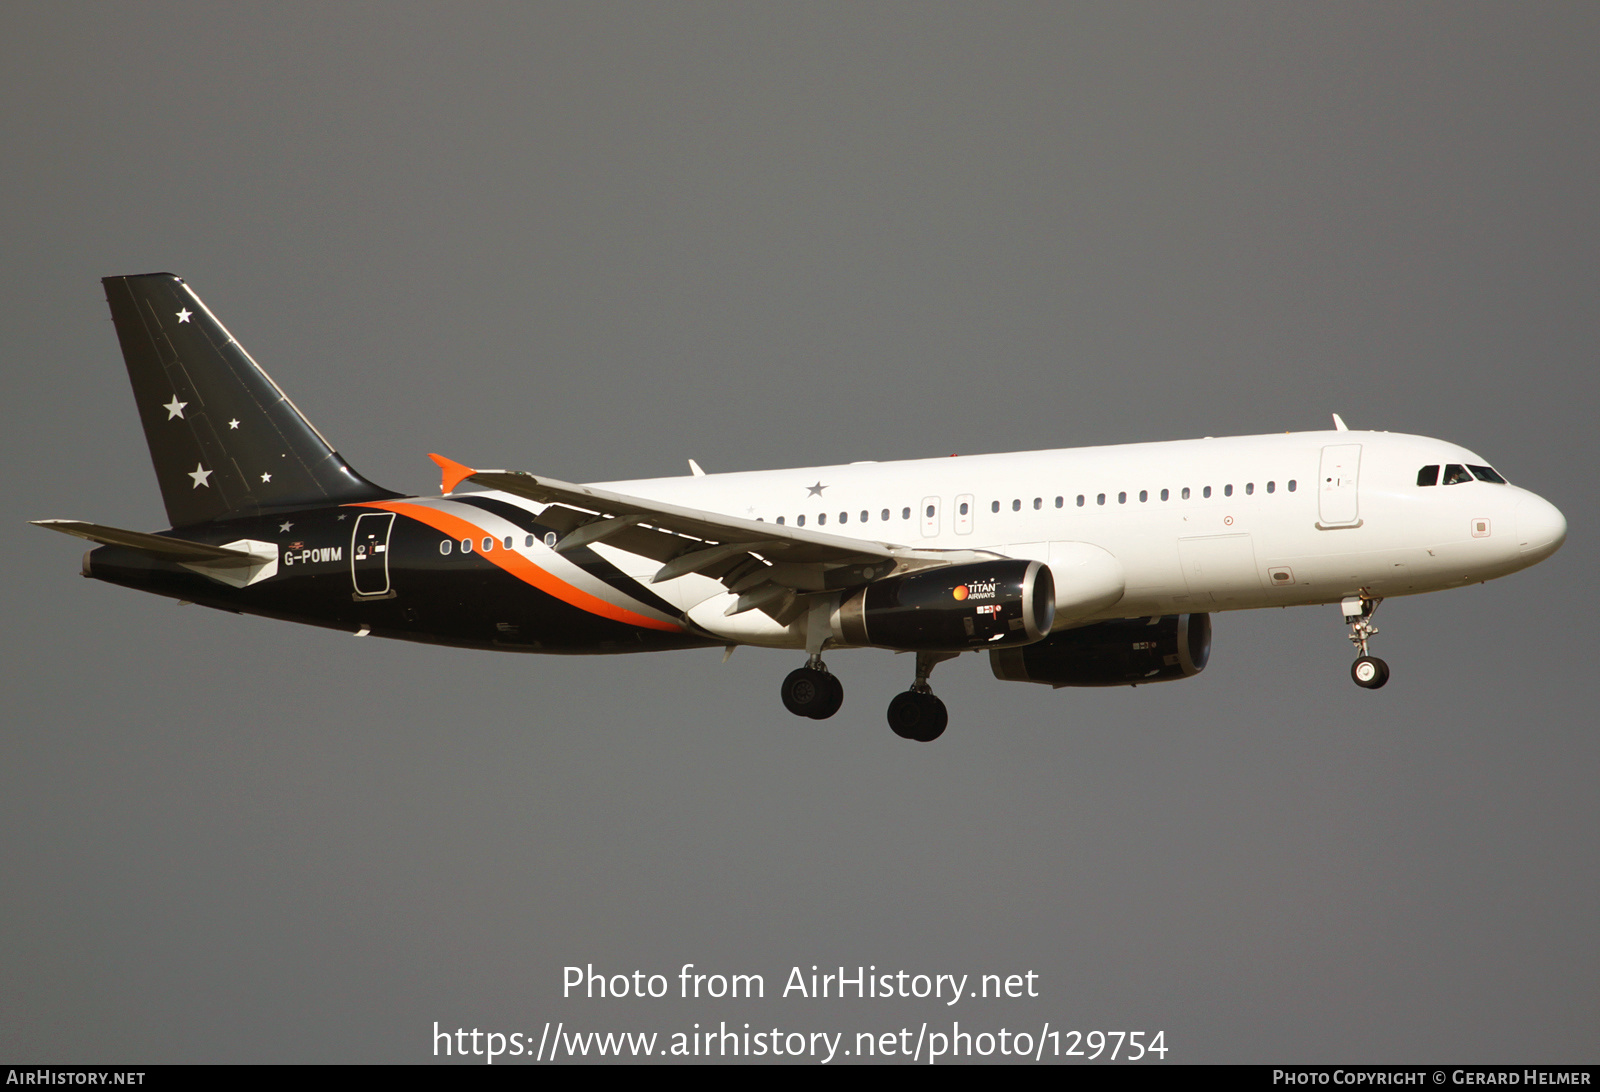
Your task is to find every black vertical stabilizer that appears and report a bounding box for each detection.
[102,273,400,527]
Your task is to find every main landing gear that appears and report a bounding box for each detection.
[778,650,955,741]
[1343,595,1390,690]
[781,656,844,720]
[887,652,955,743]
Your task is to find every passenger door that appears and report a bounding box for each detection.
[1317,444,1362,527]
[351,511,396,597]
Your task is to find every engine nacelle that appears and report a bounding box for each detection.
[838,559,1055,652]
[989,613,1211,687]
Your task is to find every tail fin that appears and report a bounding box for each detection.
[102,273,398,526]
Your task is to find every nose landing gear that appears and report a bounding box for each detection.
[1351,656,1389,688]
[888,652,955,742]
[1343,595,1389,689]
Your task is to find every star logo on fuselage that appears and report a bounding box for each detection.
[176,308,192,323]
[279,521,293,533]
[807,482,827,496]
[228,419,240,429]
[164,395,187,420]
[188,464,212,488]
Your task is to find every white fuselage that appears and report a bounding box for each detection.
[563,429,1565,647]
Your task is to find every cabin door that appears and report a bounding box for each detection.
[1317,444,1362,527]
[351,512,396,597]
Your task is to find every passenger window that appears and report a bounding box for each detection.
[1203,486,1212,498]
[1288,480,1297,492]
[925,505,935,518]
[1055,496,1064,508]
[902,507,911,520]
[777,516,785,525]
[818,513,827,525]
[461,538,473,553]
[439,540,452,556]
[482,537,494,552]
[881,509,890,521]
[1182,487,1191,500]
[1118,492,1127,504]
[1224,484,1233,497]
[838,512,847,524]
[1442,464,1472,486]
[991,500,1000,514]
[1033,497,1042,510]
[1267,481,1275,493]
[1160,488,1169,501]
[797,515,805,526]
[1097,494,1106,505]
[1076,495,1085,507]
[959,502,969,515]
[1467,464,1507,484]
[1245,483,1254,495]
[504,536,514,549]
[1139,490,1148,502]
[1012,499,1021,512]
[1417,465,1440,487]
[860,510,869,521]
[524,535,534,547]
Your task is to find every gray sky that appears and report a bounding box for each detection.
[2,2,1595,1063]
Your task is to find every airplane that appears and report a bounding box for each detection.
[35,273,1568,742]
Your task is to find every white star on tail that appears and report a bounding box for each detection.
[261,472,272,483]
[176,308,192,323]
[279,522,293,533]
[164,395,187,420]
[228,419,240,429]
[188,464,212,488]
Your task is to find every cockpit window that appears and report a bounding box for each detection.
[1417,465,1439,487]
[1441,464,1472,486]
[1467,464,1507,484]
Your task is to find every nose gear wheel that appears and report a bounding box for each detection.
[1343,595,1391,689]
[1351,656,1390,689]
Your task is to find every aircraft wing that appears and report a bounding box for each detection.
[431,455,941,621]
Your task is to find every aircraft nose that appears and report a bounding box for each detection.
[1516,493,1567,561]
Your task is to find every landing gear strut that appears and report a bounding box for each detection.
[888,652,954,742]
[1343,595,1390,690]
[781,654,844,720]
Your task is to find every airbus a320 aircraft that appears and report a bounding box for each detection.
[36,274,1568,741]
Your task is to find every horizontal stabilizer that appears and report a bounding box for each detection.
[31,519,259,566]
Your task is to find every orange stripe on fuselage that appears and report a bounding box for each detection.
[352,500,683,633]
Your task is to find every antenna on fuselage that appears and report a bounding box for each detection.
[1332,413,1350,431]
